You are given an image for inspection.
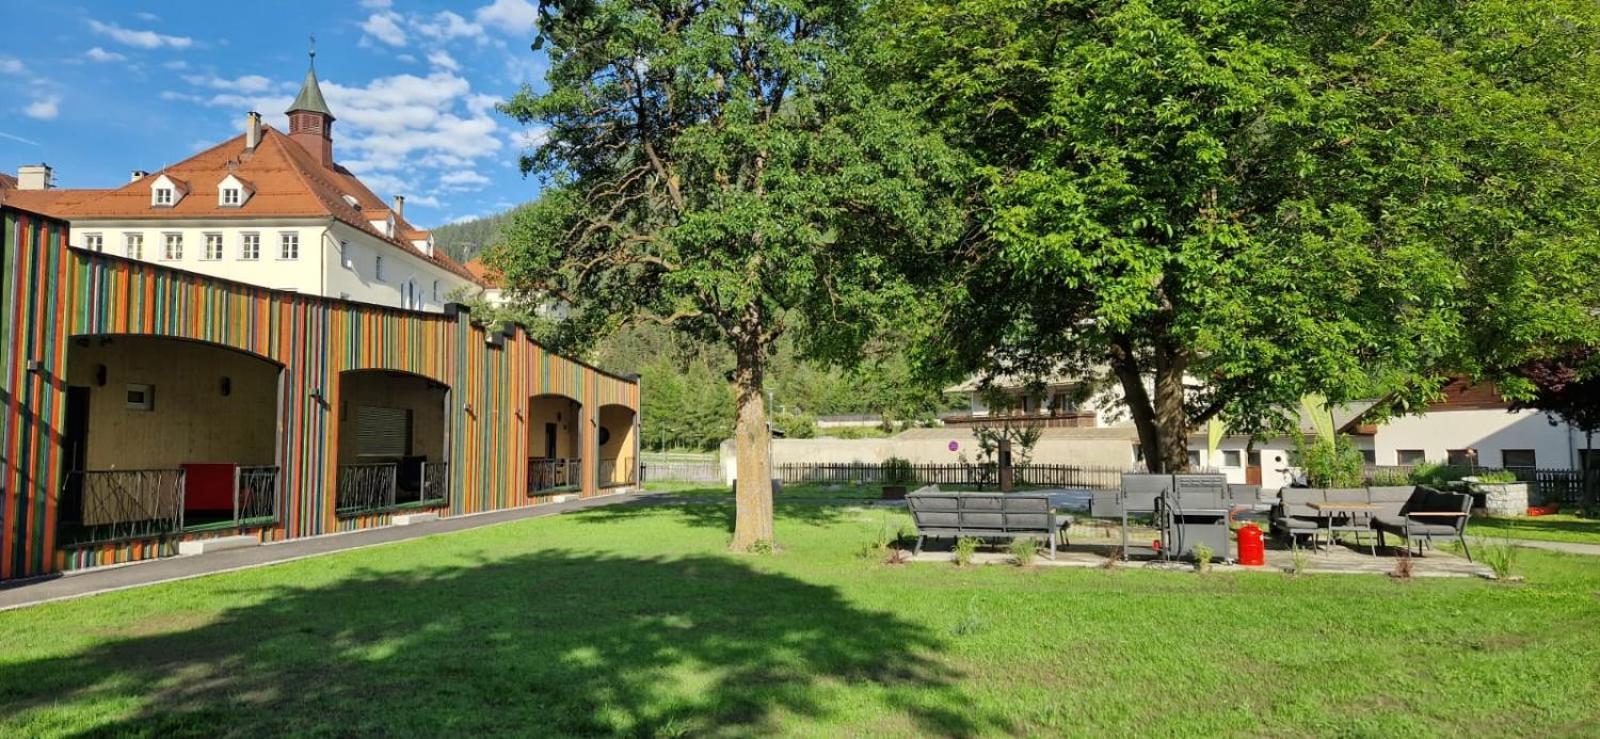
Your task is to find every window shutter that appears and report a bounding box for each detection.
[356,405,410,457]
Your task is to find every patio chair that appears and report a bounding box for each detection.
[1372,487,1474,561]
[1270,488,1324,549]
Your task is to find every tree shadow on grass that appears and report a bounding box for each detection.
[1,550,1001,737]
[571,496,874,532]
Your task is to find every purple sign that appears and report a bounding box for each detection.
[948,440,960,452]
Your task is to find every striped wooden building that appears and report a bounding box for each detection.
[2,205,640,582]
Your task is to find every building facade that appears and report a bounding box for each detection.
[2,206,640,582]
[0,60,482,312]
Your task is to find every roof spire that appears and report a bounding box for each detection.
[309,34,316,67]
[287,40,334,120]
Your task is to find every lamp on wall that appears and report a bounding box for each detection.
[94,364,107,387]
[220,376,232,397]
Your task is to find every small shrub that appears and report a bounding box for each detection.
[1101,547,1123,569]
[1008,537,1038,567]
[1479,536,1520,580]
[1288,546,1309,577]
[747,538,774,555]
[1366,467,1411,486]
[1192,543,1214,572]
[882,456,915,485]
[1475,470,1519,484]
[1410,462,1472,487]
[953,537,980,566]
[1296,433,1365,488]
[1391,547,1414,579]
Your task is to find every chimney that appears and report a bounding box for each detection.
[130,170,149,183]
[393,195,405,221]
[17,164,52,190]
[245,111,262,150]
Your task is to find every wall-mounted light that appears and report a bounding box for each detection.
[220,376,232,397]
[94,364,107,387]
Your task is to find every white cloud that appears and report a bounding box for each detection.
[184,74,277,94]
[0,57,25,75]
[476,0,538,34]
[360,12,407,46]
[24,96,60,120]
[135,11,161,22]
[163,60,188,70]
[440,170,490,191]
[414,11,485,43]
[427,50,460,72]
[87,19,193,49]
[86,47,128,63]
[396,53,418,64]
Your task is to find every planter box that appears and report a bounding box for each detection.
[1469,481,1529,517]
[881,485,908,500]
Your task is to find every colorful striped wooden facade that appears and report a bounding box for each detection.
[1,206,640,581]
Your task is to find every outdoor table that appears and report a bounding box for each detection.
[1306,501,1380,553]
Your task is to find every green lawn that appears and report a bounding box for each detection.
[1466,514,1600,545]
[3,487,1599,737]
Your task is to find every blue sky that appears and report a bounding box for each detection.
[0,0,548,227]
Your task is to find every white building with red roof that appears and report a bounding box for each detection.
[0,57,484,312]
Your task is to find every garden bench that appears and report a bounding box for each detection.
[906,486,1071,560]
[1372,487,1474,561]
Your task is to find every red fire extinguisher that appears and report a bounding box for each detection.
[1237,523,1265,567]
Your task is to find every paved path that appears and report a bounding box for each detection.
[1473,536,1600,556]
[0,490,652,612]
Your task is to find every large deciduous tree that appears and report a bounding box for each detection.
[889,0,1600,471]
[497,0,956,548]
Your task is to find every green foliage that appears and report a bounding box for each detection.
[771,410,818,439]
[1478,536,1521,581]
[746,538,775,555]
[1410,463,1473,488]
[1365,468,1411,487]
[431,206,530,263]
[1475,470,1520,485]
[1295,434,1365,488]
[1192,543,1214,572]
[953,537,980,566]
[886,0,1600,472]
[1008,537,1037,567]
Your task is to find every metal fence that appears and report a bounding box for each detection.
[59,469,187,546]
[529,458,582,493]
[336,463,398,517]
[774,463,1127,490]
[641,461,723,483]
[419,461,450,506]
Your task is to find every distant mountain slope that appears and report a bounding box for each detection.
[432,205,525,263]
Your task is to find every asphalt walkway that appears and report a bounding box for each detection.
[0,490,652,612]
[1475,537,1600,557]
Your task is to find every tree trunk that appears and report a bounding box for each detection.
[1110,339,1191,473]
[1153,346,1191,472]
[730,341,774,550]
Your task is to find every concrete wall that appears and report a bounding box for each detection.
[529,395,582,459]
[66,337,279,469]
[336,371,448,463]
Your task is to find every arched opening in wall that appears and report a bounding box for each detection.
[335,370,450,517]
[58,335,284,547]
[527,393,583,494]
[598,404,639,489]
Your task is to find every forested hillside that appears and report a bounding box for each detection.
[432,207,526,263]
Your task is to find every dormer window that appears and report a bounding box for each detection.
[342,194,360,208]
[149,174,188,207]
[217,174,254,207]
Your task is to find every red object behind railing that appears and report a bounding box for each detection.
[180,463,236,513]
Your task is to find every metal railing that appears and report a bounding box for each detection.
[58,469,186,546]
[336,463,398,517]
[600,456,637,488]
[419,461,449,506]
[234,465,280,526]
[528,458,582,493]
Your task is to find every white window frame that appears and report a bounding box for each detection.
[279,232,299,260]
[125,233,144,259]
[203,232,224,261]
[1223,450,1242,468]
[220,188,241,206]
[375,255,385,282]
[162,233,183,261]
[240,232,260,261]
[153,188,174,206]
[84,233,104,252]
[431,280,439,302]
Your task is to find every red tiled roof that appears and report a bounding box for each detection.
[464,257,503,288]
[13,127,484,287]
[0,172,16,190]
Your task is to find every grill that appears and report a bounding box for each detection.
[1093,473,1249,561]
